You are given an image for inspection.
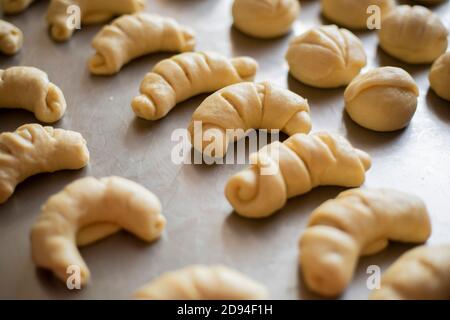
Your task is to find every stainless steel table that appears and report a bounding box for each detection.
[1,0,449,299]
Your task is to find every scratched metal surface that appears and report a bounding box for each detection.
[0,0,449,300]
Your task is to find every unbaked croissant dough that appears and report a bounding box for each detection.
[370,245,450,300]
[225,132,371,218]
[321,0,395,29]
[344,67,419,132]
[134,265,269,300]
[0,66,67,123]
[232,0,300,39]
[429,52,450,101]
[47,0,145,42]
[132,51,258,120]
[0,124,89,204]
[0,19,23,55]
[286,24,367,88]
[379,5,448,64]
[299,188,431,297]
[89,13,195,75]
[1,0,34,14]
[31,176,166,285]
[188,81,311,158]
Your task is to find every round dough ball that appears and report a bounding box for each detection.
[285,25,367,88]
[379,5,448,64]
[429,52,450,101]
[344,67,419,132]
[321,0,395,29]
[232,0,300,39]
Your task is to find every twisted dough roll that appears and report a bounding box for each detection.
[379,5,448,64]
[47,0,145,42]
[299,188,431,297]
[286,25,367,88]
[31,176,166,285]
[225,132,371,218]
[89,13,195,75]
[132,51,258,120]
[321,0,395,29]
[135,265,268,300]
[370,245,450,300]
[188,81,311,158]
[0,124,89,204]
[1,0,34,14]
[429,52,450,101]
[0,66,67,123]
[232,0,300,39]
[0,19,23,55]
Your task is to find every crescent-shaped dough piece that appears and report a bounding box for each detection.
[370,245,450,300]
[188,81,311,158]
[0,124,89,204]
[379,5,448,64]
[344,67,419,132]
[286,25,367,88]
[0,19,23,55]
[131,51,258,120]
[225,132,371,218]
[0,66,67,123]
[429,52,450,101]
[31,176,166,285]
[299,188,431,297]
[232,0,300,39]
[1,0,34,14]
[321,0,395,29]
[46,0,145,42]
[134,265,269,300]
[89,13,196,75]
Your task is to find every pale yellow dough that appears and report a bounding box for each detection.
[2,0,34,14]
[135,265,268,300]
[0,66,67,123]
[344,67,419,132]
[188,82,311,158]
[0,124,89,204]
[286,25,367,88]
[225,132,371,218]
[89,13,195,75]
[47,0,145,42]
[429,52,450,101]
[132,51,258,120]
[321,0,395,29]
[232,0,300,39]
[379,5,448,64]
[299,188,431,298]
[31,176,166,285]
[0,19,23,55]
[370,245,450,300]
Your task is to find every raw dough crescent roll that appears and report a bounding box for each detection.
[132,51,258,120]
[299,188,431,297]
[370,245,450,300]
[134,265,268,300]
[1,0,34,14]
[225,132,371,218]
[429,52,450,101]
[31,176,166,285]
[89,13,196,75]
[0,124,89,204]
[0,66,67,123]
[47,0,145,42]
[0,19,23,55]
[188,81,311,158]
